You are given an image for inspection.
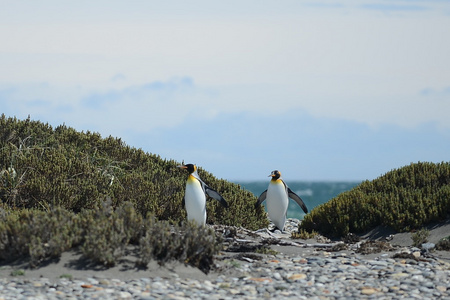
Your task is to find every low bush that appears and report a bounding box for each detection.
[138,218,222,273]
[79,199,143,267]
[0,206,81,267]
[0,201,221,272]
[411,228,430,248]
[300,162,450,237]
[435,236,450,251]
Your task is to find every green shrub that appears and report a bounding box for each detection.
[79,200,142,267]
[0,206,81,267]
[138,218,221,273]
[411,228,430,247]
[60,273,73,279]
[436,236,450,251]
[300,162,450,237]
[291,228,318,239]
[0,201,221,272]
[10,269,25,276]
[0,115,268,230]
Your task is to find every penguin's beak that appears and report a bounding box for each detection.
[178,165,186,169]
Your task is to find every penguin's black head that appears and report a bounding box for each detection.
[179,163,196,174]
[269,170,281,180]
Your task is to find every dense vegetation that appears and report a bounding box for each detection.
[300,162,450,237]
[0,200,221,273]
[0,115,269,271]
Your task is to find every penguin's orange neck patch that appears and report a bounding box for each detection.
[188,175,198,183]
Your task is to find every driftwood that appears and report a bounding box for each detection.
[262,237,345,249]
[220,225,344,250]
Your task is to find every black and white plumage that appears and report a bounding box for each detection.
[179,163,228,225]
[255,170,308,231]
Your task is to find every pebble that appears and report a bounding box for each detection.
[0,253,448,300]
[0,219,449,299]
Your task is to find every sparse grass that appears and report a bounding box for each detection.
[291,229,318,239]
[60,274,73,280]
[10,269,25,276]
[228,260,241,268]
[356,240,393,254]
[255,245,278,256]
[219,283,231,289]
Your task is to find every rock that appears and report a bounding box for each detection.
[287,274,307,281]
[361,287,377,295]
[421,243,435,251]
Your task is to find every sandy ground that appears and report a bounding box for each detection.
[0,249,213,283]
[360,218,450,246]
[1,219,449,283]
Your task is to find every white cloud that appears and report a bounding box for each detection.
[0,77,221,137]
[0,1,449,131]
[2,4,449,85]
[1,1,449,181]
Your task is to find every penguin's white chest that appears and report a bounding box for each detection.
[185,177,207,225]
[266,180,289,230]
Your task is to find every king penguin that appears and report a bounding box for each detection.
[179,163,228,225]
[255,170,308,231]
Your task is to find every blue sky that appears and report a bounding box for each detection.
[1,1,449,181]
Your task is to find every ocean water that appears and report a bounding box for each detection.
[234,181,361,220]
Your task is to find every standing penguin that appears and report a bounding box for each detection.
[255,170,308,231]
[179,163,228,225]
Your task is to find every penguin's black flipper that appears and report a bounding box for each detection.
[287,187,308,213]
[204,185,229,208]
[255,190,267,209]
